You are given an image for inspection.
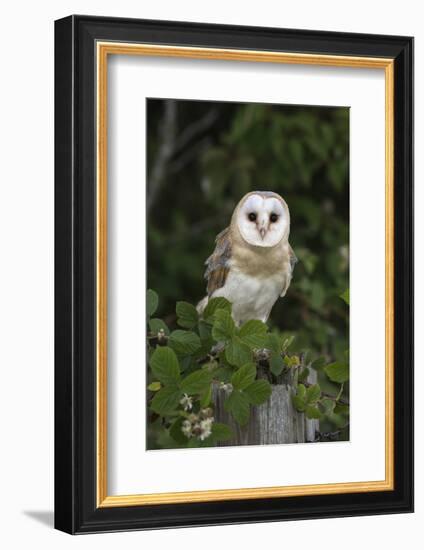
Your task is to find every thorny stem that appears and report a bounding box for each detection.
[147,334,350,406]
[302,380,349,406]
[336,382,345,402]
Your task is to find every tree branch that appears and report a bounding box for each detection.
[147,100,178,215]
[173,108,219,155]
[147,105,219,215]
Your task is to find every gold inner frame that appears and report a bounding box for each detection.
[96,42,395,508]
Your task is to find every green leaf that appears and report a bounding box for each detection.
[203,297,232,320]
[169,417,190,444]
[149,318,170,335]
[212,309,235,341]
[211,422,233,442]
[238,320,268,348]
[281,335,295,352]
[292,395,306,412]
[212,366,233,383]
[146,289,159,317]
[306,383,321,404]
[305,405,322,419]
[334,402,349,416]
[169,330,202,356]
[176,301,199,329]
[149,346,180,386]
[225,390,250,426]
[187,436,214,448]
[311,356,327,371]
[292,383,307,412]
[297,383,306,399]
[180,370,212,395]
[198,320,212,342]
[198,321,214,355]
[267,333,282,354]
[244,379,272,405]
[321,398,336,414]
[150,386,182,415]
[225,337,252,367]
[231,363,256,390]
[284,355,300,368]
[327,411,347,428]
[270,353,284,376]
[147,381,161,392]
[324,362,349,383]
[340,288,350,305]
[178,356,195,373]
[298,367,310,382]
[199,384,212,407]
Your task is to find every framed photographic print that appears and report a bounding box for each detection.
[54,15,413,533]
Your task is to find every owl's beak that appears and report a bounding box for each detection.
[259,227,267,239]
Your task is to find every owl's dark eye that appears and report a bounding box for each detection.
[270,213,279,223]
[248,212,257,222]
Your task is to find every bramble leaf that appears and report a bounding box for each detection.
[298,367,310,382]
[212,309,235,341]
[292,383,307,412]
[321,398,336,414]
[169,417,190,444]
[284,355,300,368]
[224,390,250,426]
[169,330,202,356]
[324,362,349,383]
[150,386,182,415]
[334,402,349,416]
[267,333,282,354]
[199,384,212,407]
[211,423,233,441]
[231,362,256,390]
[270,353,284,376]
[340,288,350,305]
[306,383,321,404]
[147,289,159,317]
[238,320,268,348]
[180,370,212,395]
[281,335,295,352]
[311,356,327,371]
[203,297,232,320]
[244,379,272,405]
[327,411,347,428]
[225,336,252,367]
[149,318,170,335]
[176,301,199,329]
[149,346,180,386]
[305,405,322,419]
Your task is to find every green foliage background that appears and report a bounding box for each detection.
[147,98,349,368]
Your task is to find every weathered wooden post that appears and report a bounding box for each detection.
[212,367,318,446]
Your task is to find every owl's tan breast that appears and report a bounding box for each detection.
[231,238,290,280]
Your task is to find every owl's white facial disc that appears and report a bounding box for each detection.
[236,193,289,247]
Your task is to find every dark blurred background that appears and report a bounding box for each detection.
[147,98,349,364]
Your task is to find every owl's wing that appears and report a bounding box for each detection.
[289,244,298,272]
[205,227,232,296]
[280,244,298,297]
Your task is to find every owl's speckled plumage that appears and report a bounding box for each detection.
[198,191,297,325]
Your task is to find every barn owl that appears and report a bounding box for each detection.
[197,191,297,325]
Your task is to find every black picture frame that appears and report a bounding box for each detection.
[55,14,414,534]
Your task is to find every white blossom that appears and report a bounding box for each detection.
[180,393,193,411]
[220,382,233,395]
[181,409,215,441]
[199,417,214,441]
[181,419,192,438]
[200,407,213,418]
